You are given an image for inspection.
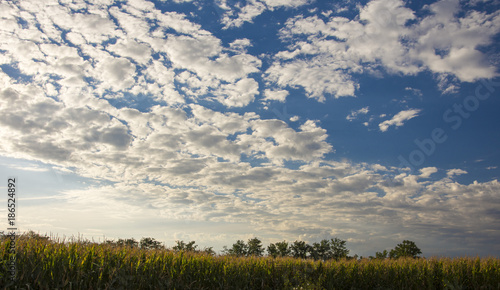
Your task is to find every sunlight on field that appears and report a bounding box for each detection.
[1,234,499,289]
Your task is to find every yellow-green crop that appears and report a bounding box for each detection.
[1,235,499,289]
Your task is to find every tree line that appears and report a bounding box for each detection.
[221,237,421,260]
[3,231,422,260]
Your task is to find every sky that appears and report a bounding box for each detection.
[0,0,500,258]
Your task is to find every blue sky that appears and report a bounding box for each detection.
[1,0,500,257]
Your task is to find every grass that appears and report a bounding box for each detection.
[1,235,499,289]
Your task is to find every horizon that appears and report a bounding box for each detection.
[1,0,499,258]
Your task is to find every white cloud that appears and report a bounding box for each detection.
[107,39,152,64]
[420,167,438,178]
[229,38,252,52]
[263,0,310,8]
[218,0,311,29]
[220,0,267,29]
[35,161,498,256]
[263,89,289,102]
[447,168,467,177]
[379,109,421,132]
[163,34,261,100]
[95,56,137,91]
[216,78,260,107]
[346,106,369,121]
[266,57,358,101]
[249,119,333,163]
[266,0,500,101]
[54,11,120,44]
[1,0,499,256]
[435,74,460,94]
[405,87,423,97]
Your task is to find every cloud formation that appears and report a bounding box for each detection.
[346,107,369,121]
[379,109,422,132]
[217,0,311,29]
[0,0,499,256]
[265,0,500,101]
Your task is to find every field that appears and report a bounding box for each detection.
[1,235,499,289]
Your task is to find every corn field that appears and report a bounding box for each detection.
[1,236,499,289]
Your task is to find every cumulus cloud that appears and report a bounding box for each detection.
[419,167,438,178]
[1,0,499,256]
[265,0,500,101]
[1,0,263,110]
[107,39,152,64]
[447,168,467,177]
[215,78,260,107]
[249,119,333,163]
[266,57,359,101]
[95,56,137,91]
[220,0,267,29]
[218,0,311,29]
[263,89,289,102]
[25,161,497,256]
[379,109,421,132]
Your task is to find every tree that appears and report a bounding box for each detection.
[267,241,290,258]
[247,237,264,256]
[140,237,164,250]
[202,246,216,256]
[290,240,310,259]
[375,250,388,259]
[308,238,349,261]
[275,241,291,257]
[389,240,422,258]
[19,230,51,242]
[310,240,331,260]
[223,240,248,257]
[267,243,279,258]
[173,240,197,252]
[117,238,138,248]
[330,238,349,260]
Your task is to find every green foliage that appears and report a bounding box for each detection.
[116,238,138,248]
[0,230,51,243]
[171,240,214,255]
[310,239,330,260]
[268,241,291,258]
[139,237,164,250]
[224,237,264,257]
[389,240,422,259]
[301,238,350,261]
[275,241,291,257]
[1,234,499,289]
[201,246,216,256]
[290,240,310,259]
[329,238,350,260]
[172,240,197,252]
[375,249,388,259]
[267,243,279,258]
[247,237,264,257]
[223,240,248,257]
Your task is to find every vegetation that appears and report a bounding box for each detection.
[222,237,265,257]
[1,231,499,289]
[224,237,349,261]
[389,240,422,259]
